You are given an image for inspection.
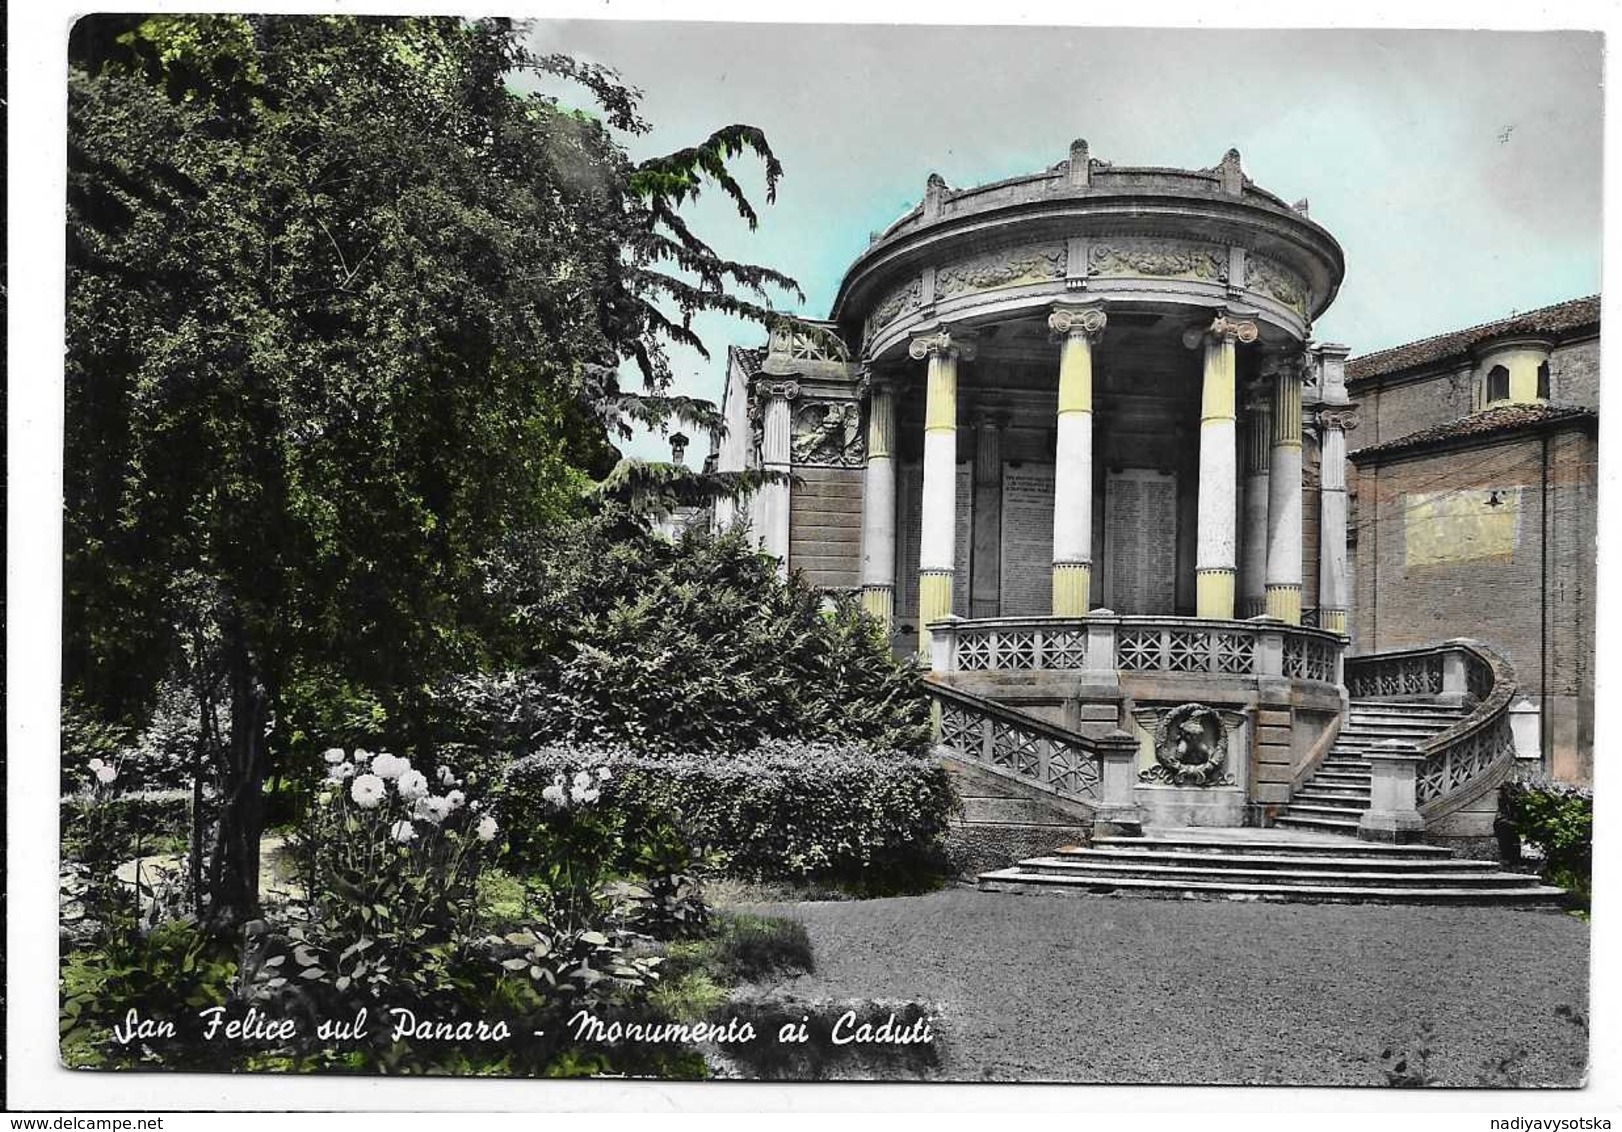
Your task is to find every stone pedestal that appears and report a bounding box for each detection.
[1358,739,1426,843]
[1135,783,1247,827]
[1094,730,1146,835]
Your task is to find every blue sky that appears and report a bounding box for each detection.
[520,22,1603,460]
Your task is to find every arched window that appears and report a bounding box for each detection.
[1537,360,1551,400]
[1487,364,1510,404]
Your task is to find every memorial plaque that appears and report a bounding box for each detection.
[999,464,1055,616]
[1103,469,1177,614]
[893,461,974,622]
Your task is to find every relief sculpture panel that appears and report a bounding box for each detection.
[935,243,1067,298]
[1089,237,1227,282]
[1244,253,1310,316]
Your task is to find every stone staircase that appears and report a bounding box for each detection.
[977,827,1566,905]
[1272,699,1470,835]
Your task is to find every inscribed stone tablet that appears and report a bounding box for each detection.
[1000,464,1055,616]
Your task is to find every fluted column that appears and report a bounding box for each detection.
[910,329,975,659]
[757,379,798,575]
[1316,408,1359,635]
[1185,314,1257,619]
[859,376,898,628]
[1239,382,1273,618]
[1265,358,1305,624]
[1048,303,1107,615]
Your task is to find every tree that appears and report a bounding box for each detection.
[65,15,800,923]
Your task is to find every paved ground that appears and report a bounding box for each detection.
[741,888,1590,1086]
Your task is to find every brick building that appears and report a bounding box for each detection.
[1345,296,1600,783]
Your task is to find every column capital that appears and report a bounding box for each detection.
[971,408,1010,430]
[855,367,897,399]
[1316,408,1360,432]
[908,328,978,362]
[757,378,801,402]
[1182,313,1259,349]
[1047,303,1108,341]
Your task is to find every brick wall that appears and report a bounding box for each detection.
[1351,426,1597,781]
[1550,336,1601,408]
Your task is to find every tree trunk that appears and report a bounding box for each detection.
[206,615,270,927]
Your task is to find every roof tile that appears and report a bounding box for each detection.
[1346,296,1599,383]
[1350,402,1596,460]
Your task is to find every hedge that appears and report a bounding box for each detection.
[502,741,958,884]
[1498,773,1592,883]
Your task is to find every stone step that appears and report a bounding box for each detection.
[1296,781,1372,795]
[1090,834,1451,859]
[1052,846,1498,872]
[1287,802,1374,817]
[1311,770,1373,782]
[977,869,1567,906]
[1274,814,1364,833]
[1014,856,1543,889]
[1291,793,1371,810]
[1349,697,1470,711]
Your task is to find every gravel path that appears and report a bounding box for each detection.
[741,888,1590,1086]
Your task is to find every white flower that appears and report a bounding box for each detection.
[322,748,347,765]
[94,765,118,785]
[541,782,568,809]
[372,752,407,780]
[350,773,386,810]
[437,764,456,786]
[87,758,104,772]
[390,820,417,844]
[446,790,466,810]
[352,748,373,764]
[596,766,612,783]
[396,768,430,802]
[413,795,452,826]
[573,770,594,791]
[326,762,356,781]
[470,799,482,812]
[475,815,499,843]
[571,783,600,805]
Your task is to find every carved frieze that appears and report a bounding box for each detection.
[790,400,864,467]
[864,277,923,347]
[1244,254,1310,317]
[935,243,1067,298]
[1089,237,1227,283]
[1138,702,1238,787]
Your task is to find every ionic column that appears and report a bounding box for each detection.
[1265,358,1305,624]
[859,376,898,628]
[1048,303,1107,615]
[909,329,975,659]
[1239,382,1272,618]
[1186,314,1257,619]
[757,379,798,574]
[1316,408,1359,635]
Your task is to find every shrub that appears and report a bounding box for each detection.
[504,741,958,885]
[1499,773,1593,903]
[446,518,933,758]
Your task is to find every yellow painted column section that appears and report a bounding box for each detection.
[915,338,962,659]
[1320,608,1348,635]
[1051,318,1096,615]
[1195,326,1239,619]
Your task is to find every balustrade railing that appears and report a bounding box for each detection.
[1344,640,1519,824]
[932,682,1105,801]
[931,613,1345,684]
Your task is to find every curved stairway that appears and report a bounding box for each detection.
[1273,699,1468,834]
[977,827,1565,905]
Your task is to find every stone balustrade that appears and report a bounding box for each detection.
[926,679,1143,831]
[928,612,1345,683]
[1345,639,1522,840]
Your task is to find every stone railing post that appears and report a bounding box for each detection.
[1082,609,1118,674]
[1254,618,1286,678]
[1093,729,1145,836]
[1358,738,1425,842]
[929,616,963,676]
[1439,648,1468,706]
[1509,697,1543,764]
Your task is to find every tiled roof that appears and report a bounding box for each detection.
[729,345,767,374]
[1346,295,1600,383]
[1350,402,1596,461]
